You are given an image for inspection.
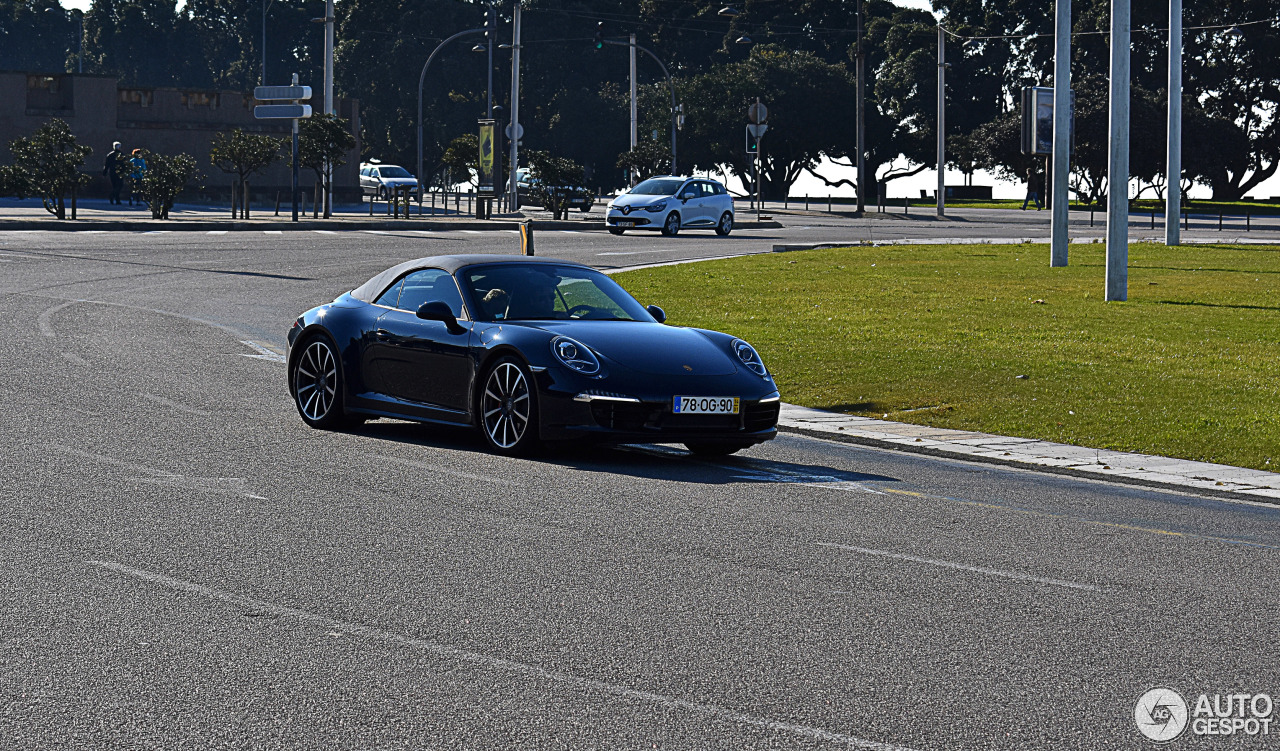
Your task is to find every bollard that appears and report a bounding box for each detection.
[1151,209,1155,229]
[275,191,281,217]
[520,219,535,256]
[1090,204,1094,227]
[904,196,909,215]
[244,181,250,220]
[1247,211,1251,231]
[468,190,473,216]
[784,195,788,210]
[455,191,460,214]
[369,190,374,216]
[231,183,238,219]
[805,195,809,211]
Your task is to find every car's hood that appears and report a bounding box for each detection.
[610,193,670,209]
[526,321,737,376]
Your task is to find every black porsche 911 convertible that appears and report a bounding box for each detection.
[286,254,780,455]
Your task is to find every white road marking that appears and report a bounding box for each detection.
[74,230,107,234]
[460,229,483,234]
[207,230,228,235]
[816,542,1101,592]
[140,393,212,416]
[558,230,580,234]
[51,446,266,500]
[143,230,171,234]
[363,230,393,235]
[597,250,678,256]
[239,340,285,363]
[376,455,514,485]
[731,461,882,494]
[61,352,87,366]
[37,300,77,337]
[87,559,923,751]
[313,230,338,235]
[412,229,435,234]
[502,229,519,234]
[263,230,283,235]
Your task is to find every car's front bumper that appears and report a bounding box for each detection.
[605,210,656,228]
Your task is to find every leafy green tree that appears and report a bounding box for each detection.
[616,141,673,182]
[209,128,283,207]
[136,149,200,218]
[294,113,357,217]
[675,45,856,200]
[525,149,588,220]
[0,0,79,72]
[6,118,92,219]
[82,0,202,86]
[441,133,479,188]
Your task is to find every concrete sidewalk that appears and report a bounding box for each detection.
[778,404,1280,504]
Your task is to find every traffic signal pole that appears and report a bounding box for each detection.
[630,33,638,184]
[508,3,522,210]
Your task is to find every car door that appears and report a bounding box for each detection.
[675,180,702,225]
[371,268,474,415]
[704,181,730,225]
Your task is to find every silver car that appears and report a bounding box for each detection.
[605,176,734,237]
[359,163,419,200]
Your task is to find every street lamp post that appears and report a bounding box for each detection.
[1165,0,1182,246]
[1050,0,1072,266]
[507,3,522,210]
[417,27,487,204]
[937,24,946,217]
[856,0,865,213]
[1105,0,1130,301]
[603,37,680,175]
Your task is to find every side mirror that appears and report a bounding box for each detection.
[416,300,466,334]
[680,192,696,201]
[646,304,666,324]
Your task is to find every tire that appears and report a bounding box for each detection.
[291,334,352,430]
[715,211,733,236]
[579,206,591,213]
[608,227,625,235]
[661,212,681,237]
[479,357,539,455]
[377,186,387,201]
[685,441,752,457]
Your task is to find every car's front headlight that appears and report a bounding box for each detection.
[645,200,667,212]
[552,336,601,375]
[731,339,768,377]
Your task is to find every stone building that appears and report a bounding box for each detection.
[0,71,362,203]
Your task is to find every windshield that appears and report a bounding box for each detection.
[628,178,684,196]
[463,264,655,323]
[379,166,412,178]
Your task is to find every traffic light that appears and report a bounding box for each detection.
[594,22,605,50]
[745,126,759,154]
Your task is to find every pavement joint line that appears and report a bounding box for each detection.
[85,559,922,751]
[815,541,1101,592]
[376,455,514,486]
[876,487,1280,551]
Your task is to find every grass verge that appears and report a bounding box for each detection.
[615,242,1280,471]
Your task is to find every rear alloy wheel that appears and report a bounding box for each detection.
[480,357,539,455]
[715,211,733,236]
[661,212,681,237]
[685,441,752,457]
[377,185,387,201]
[292,335,350,430]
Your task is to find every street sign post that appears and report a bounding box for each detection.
[254,76,312,222]
[747,99,768,220]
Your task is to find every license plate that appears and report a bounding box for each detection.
[617,221,635,227]
[673,396,739,414]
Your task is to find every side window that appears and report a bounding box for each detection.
[396,268,466,319]
[699,182,717,197]
[374,278,403,307]
[712,182,726,195]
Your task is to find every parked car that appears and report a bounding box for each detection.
[286,255,780,456]
[516,168,594,212]
[605,176,734,237]
[359,163,419,200]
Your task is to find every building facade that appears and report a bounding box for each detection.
[0,71,362,203]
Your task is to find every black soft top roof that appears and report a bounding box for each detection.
[349,254,590,303]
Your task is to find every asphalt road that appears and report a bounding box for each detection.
[1,227,1278,750]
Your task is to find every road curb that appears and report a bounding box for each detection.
[776,423,1279,506]
[0,218,785,232]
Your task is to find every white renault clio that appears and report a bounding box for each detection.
[605,176,735,237]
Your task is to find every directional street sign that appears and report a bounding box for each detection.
[746,123,768,138]
[254,85,312,101]
[254,104,312,119]
[747,101,768,125]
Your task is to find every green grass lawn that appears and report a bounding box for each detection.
[615,242,1280,471]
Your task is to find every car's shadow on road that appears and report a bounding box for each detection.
[356,420,900,488]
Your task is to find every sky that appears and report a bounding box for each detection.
[53,0,1278,199]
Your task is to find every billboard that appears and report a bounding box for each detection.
[477,119,498,196]
[1021,87,1074,156]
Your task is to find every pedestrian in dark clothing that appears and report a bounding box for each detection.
[103,141,125,205]
[1022,167,1043,210]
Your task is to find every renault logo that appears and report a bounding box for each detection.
[683,365,693,371]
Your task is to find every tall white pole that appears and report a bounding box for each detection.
[1050,0,1071,266]
[508,3,521,209]
[1165,0,1181,245]
[322,0,334,217]
[1105,0,1130,301]
[855,0,865,213]
[630,33,638,185]
[936,24,945,217]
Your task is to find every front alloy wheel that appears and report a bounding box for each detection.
[661,212,681,237]
[292,336,348,429]
[715,211,733,236]
[480,358,538,454]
